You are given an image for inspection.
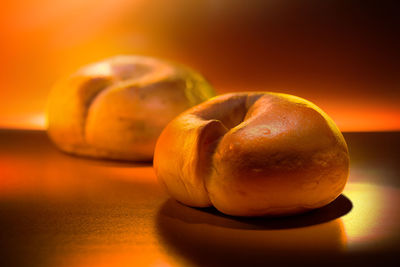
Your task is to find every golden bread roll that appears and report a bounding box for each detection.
[47,55,215,161]
[154,92,349,216]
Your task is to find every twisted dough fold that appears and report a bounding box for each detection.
[47,55,215,160]
[154,93,349,216]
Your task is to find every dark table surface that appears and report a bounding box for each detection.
[1,130,400,266]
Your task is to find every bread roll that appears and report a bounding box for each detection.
[154,92,349,216]
[47,55,215,161]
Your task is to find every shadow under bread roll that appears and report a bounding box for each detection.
[156,196,351,266]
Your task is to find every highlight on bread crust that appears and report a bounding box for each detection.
[154,92,350,216]
[46,55,215,161]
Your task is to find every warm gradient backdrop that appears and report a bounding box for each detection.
[1,0,399,131]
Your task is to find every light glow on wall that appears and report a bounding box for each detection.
[1,0,399,131]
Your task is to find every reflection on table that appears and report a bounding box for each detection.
[0,130,399,266]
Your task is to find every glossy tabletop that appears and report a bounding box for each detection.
[1,130,399,266]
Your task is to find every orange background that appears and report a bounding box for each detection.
[1,0,399,131]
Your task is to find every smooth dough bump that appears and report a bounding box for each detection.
[154,92,350,216]
[46,55,215,161]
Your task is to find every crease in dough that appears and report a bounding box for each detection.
[154,92,349,217]
[47,55,215,160]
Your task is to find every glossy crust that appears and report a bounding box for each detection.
[46,55,215,161]
[154,92,349,216]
